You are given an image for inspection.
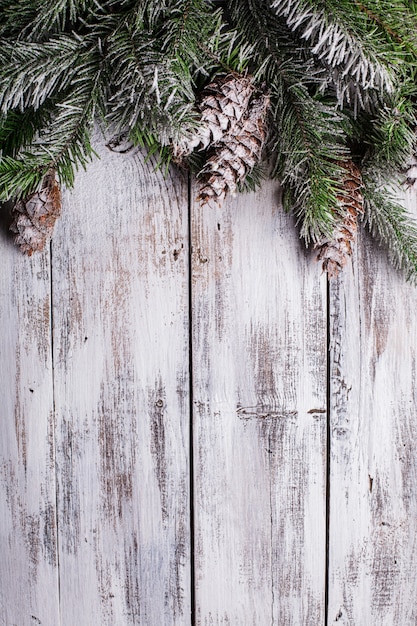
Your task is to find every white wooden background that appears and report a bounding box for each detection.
[1,140,417,625]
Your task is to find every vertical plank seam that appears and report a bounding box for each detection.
[325,278,331,626]
[188,173,196,626]
[49,240,62,626]
[269,431,275,626]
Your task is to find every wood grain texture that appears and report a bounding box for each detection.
[3,148,417,626]
[0,212,59,625]
[327,188,417,625]
[191,182,327,625]
[51,142,191,625]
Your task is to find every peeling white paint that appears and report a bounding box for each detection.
[1,143,417,626]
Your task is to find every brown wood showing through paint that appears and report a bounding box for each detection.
[190,181,327,625]
[1,141,417,625]
[327,189,417,626]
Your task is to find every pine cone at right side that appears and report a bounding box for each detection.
[316,160,364,278]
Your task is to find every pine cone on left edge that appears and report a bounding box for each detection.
[10,169,62,255]
[316,160,364,279]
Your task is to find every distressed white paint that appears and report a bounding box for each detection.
[1,150,417,625]
[191,182,327,624]
[0,214,59,625]
[51,143,191,625]
[327,188,417,625]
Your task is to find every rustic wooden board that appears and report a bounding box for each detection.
[191,182,328,625]
[4,150,417,626]
[51,142,191,625]
[0,212,59,624]
[327,189,417,625]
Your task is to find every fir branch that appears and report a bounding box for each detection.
[364,98,417,174]
[363,182,417,281]
[0,1,40,37]
[0,105,53,157]
[270,0,399,108]
[353,0,417,59]
[106,27,197,144]
[348,78,417,184]
[0,63,103,199]
[24,0,95,39]
[158,0,253,76]
[230,0,349,243]
[237,160,267,193]
[0,156,45,201]
[128,127,173,174]
[1,0,417,279]
[105,0,250,145]
[38,79,102,186]
[0,35,97,113]
[159,0,223,72]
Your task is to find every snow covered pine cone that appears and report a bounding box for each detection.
[198,92,270,206]
[316,160,364,278]
[173,74,255,159]
[173,74,270,207]
[10,168,62,255]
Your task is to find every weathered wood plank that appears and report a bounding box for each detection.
[51,143,191,625]
[0,212,59,625]
[191,182,327,625]
[327,189,417,625]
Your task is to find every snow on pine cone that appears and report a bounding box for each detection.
[316,160,364,279]
[10,169,61,255]
[197,92,270,207]
[172,74,255,160]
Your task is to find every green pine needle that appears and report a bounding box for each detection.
[1,0,417,279]
[363,182,417,282]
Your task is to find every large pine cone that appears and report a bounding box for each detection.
[197,93,270,206]
[173,74,256,160]
[10,169,61,255]
[316,160,364,278]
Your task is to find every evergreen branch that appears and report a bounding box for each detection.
[0,105,54,157]
[104,0,251,146]
[230,0,324,84]
[160,0,223,71]
[270,0,398,105]
[363,97,417,174]
[158,0,253,76]
[1,0,417,279]
[355,2,403,43]
[105,22,197,143]
[229,0,348,242]
[353,0,417,58]
[193,34,254,76]
[0,65,102,199]
[40,84,100,186]
[0,0,115,37]
[128,127,173,174]
[0,35,97,113]
[348,79,417,183]
[237,160,267,193]
[0,155,46,201]
[0,1,40,37]
[363,181,417,281]
[23,0,95,39]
